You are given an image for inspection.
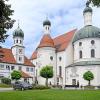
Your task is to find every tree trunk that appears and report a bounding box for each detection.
[46,78,48,87]
[88,80,90,86]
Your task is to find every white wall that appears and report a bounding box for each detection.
[65,65,100,86]
[74,38,100,63]
[0,63,35,84]
[36,47,56,85]
[56,42,74,86]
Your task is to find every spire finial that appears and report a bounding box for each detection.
[86,0,90,7]
[46,14,48,20]
[18,19,20,28]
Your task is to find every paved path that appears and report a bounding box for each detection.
[0,88,13,92]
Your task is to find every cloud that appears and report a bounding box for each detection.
[3,0,100,58]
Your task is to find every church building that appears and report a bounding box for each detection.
[31,2,100,87]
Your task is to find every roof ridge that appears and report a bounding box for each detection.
[53,29,77,39]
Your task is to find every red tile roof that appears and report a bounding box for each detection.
[38,34,54,48]
[24,56,34,66]
[54,29,77,52]
[21,71,33,78]
[0,48,34,67]
[0,48,16,64]
[31,29,77,60]
[30,51,37,60]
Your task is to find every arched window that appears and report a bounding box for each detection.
[46,26,48,30]
[59,57,62,61]
[59,66,62,77]
[50,56,53,61]
[20,40,22,44]
[16,40,18,43]
[79,42,82,46]
[91,49,95,58]
[79,50,82,58]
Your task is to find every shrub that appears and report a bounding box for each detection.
[84,85,95,89]
[0,83,12,88]
[32,85,51,90]
[52,85,62,89]
[1,77,11,85]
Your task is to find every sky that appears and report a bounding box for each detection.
[2,0,100,58]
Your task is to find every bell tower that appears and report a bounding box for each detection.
[11,23,25,64]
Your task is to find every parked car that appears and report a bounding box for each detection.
[13,81,33,90]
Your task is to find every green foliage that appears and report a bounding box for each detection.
[0,0,15,43]
[40,65,53,78]
[83,71,94,86]
[32,85,50,90]
[11,70,22,81]
[40,65,53,86]
[1,77,11,84]
[89,0,100,7]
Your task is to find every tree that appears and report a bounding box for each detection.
[89,0,100,7]
[11,70,22,81]
[0,0,15,43]
[83,71,94,86]
[40,65,53,86]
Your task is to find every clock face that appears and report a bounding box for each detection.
[19,49,22,54]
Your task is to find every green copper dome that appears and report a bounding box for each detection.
[43,19,51,26]
[73,25,100,43]
[83,6,92,13]
[83,1,92,13]
[13,27,24,38]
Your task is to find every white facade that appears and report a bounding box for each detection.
[0,26,35,84]
[31,4,100,87]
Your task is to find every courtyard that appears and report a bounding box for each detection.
[0,89,100,100]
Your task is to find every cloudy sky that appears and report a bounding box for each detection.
[2,0,100,58]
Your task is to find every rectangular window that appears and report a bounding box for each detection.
[72,79,76,85]
[6,65,10,70]
[18,66,22,71]
[26,68,29,72]
[30,68,33,72]
[11,66,15,70]
[0,64,4,70]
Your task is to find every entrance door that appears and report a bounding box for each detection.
[72,79,76,85]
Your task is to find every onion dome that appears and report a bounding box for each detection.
[13,26,24,38]
[43,19,51,26]
[83,1,92,14]
[73,25,100,43]
[38,34,54,48]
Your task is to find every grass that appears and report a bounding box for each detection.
[0,89,100,100]
[0,83,12,88]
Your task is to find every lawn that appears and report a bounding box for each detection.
[0,89,100,100]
